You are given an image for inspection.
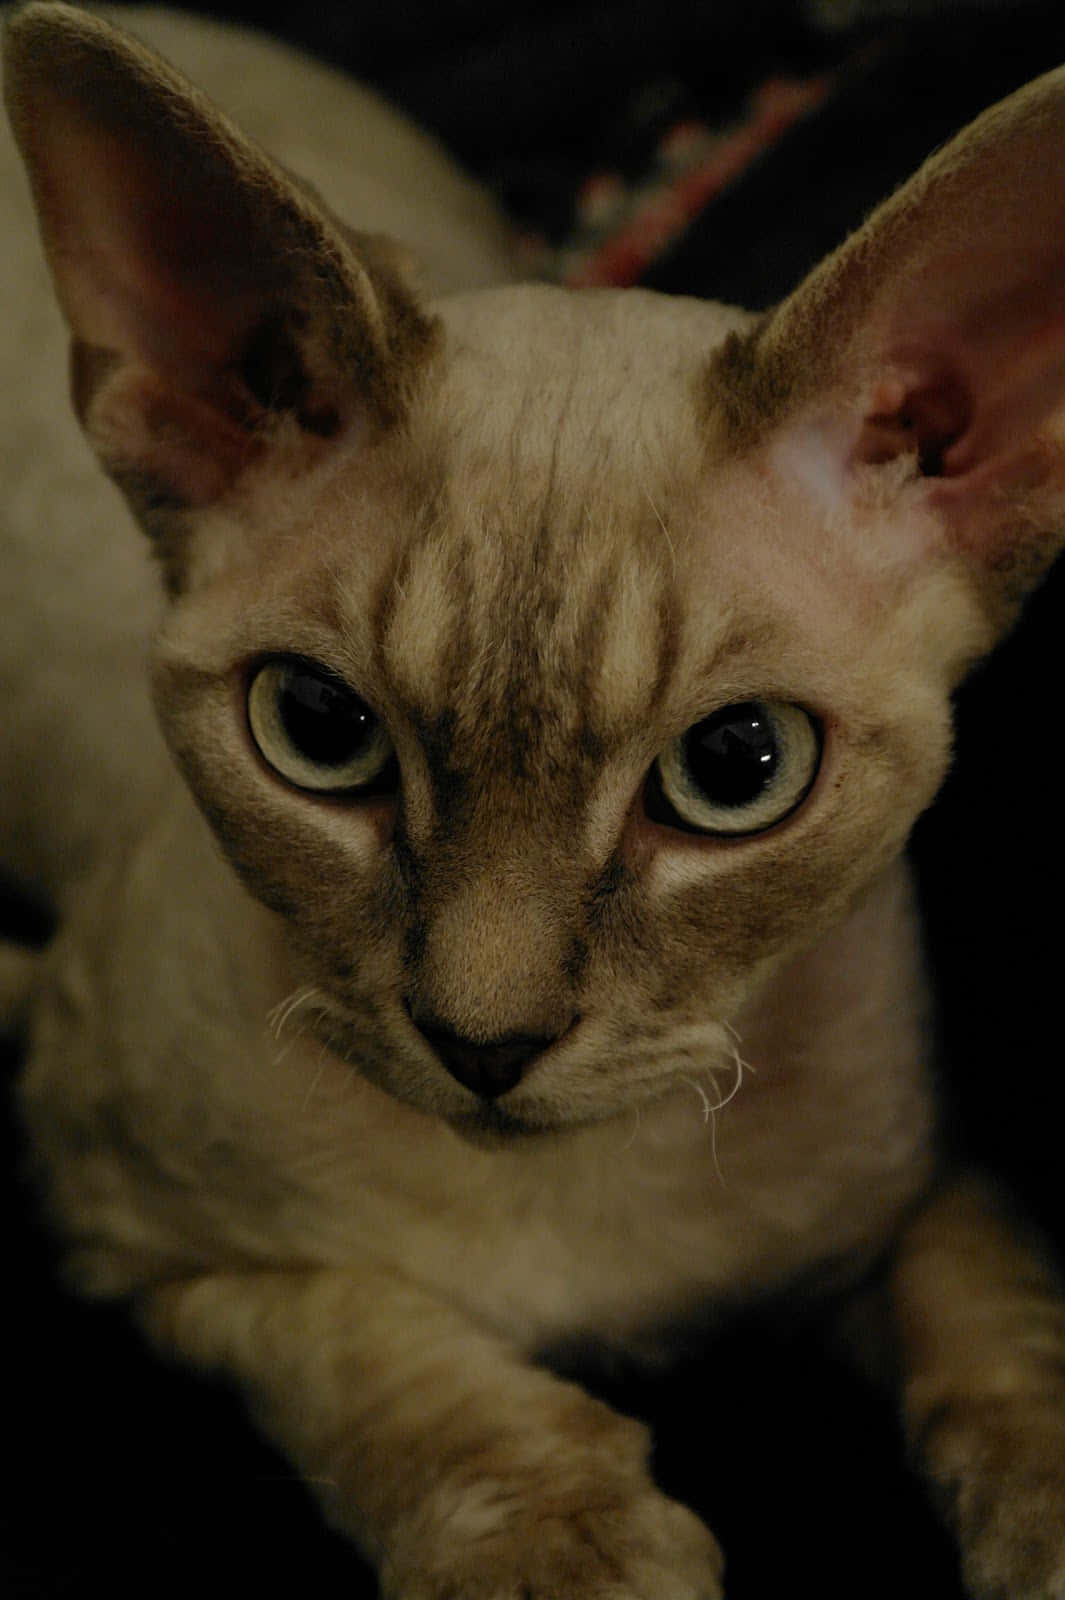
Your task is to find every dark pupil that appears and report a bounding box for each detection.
[279,670,370,767]
[684,702,777,808]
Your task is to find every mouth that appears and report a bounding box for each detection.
[302,999,616,1141]
[309,1022,567,1140]
[445,1081,629,1145]
[447,1099,560,1146]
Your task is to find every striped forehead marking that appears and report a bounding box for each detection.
[376,494,682,779]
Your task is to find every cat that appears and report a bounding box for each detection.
[4,3,1065,1596]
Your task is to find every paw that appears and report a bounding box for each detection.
[381,1473,724,1600]
[924,1396,1065,1599]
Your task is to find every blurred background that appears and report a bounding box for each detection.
[4,1,1065,1594]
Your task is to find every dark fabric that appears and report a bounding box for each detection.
[4,4,1065,1595]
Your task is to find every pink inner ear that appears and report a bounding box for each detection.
[40,109,269,389]
[856,370,973,477]
[854,305,1065,489]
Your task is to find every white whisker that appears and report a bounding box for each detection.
[271,1038,299,1069]
[717,1042,749,1112]
[620,1100,643,1153]
[670,1034,751,1185]
[643,486,677,575]
[680,1075,713,1125]
[301,1039,337,1111]
[266,983,323,1040]
[302,1064,327,1111]
[723,1018,756,1076]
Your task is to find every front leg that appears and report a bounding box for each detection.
[892,1173,1065,1600]
[142,1266,723,1599]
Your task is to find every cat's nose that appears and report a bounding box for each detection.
[416,1021,556,1100]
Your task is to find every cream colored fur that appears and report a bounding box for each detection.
[3,7,1065,1597]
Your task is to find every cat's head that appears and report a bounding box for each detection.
[7,4,1065,1135]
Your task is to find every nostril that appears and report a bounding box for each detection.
[417,1023,556,1100]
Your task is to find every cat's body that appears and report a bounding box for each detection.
[4,7,1065,1598]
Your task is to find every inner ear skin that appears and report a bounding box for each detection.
[856,373,973,477]
[238,312,343,439]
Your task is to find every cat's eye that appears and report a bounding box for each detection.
[647,700,821,837]
[247,658,397,795]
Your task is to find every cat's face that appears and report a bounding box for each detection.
[10,6,1065,1135]
[149,286,979,1134]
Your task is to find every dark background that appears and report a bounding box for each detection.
[4,1,1065,1595]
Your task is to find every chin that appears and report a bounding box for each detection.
[445,1086,633,1146]
[446,1101,564,1146]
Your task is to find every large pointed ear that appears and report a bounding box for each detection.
[712,63,1065,640]
[2,3,436,533]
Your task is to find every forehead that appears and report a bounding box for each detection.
[365,287,750,760]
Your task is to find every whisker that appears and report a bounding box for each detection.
[716,1041,749,1113]
[675,1033,751,1185]
[620,1100,643,1153]
[266,983,323,1040]
[301,1040,336,1111]
[643,485,677,575]
[680,1075,713,1126]
[724,1017,756,1075]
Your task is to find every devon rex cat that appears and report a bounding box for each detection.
[3,4,1065,1596]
